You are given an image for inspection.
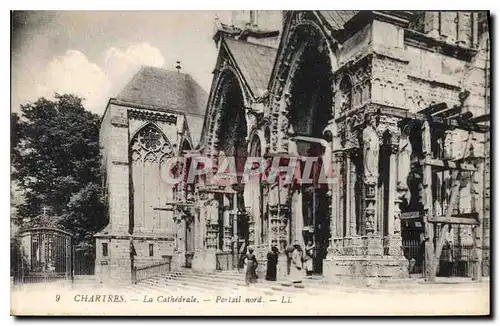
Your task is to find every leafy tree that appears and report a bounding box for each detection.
[11,94,107,254]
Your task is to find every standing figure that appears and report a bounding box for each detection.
[290,243,303,283]
[304,240,315,276]
[244,246,258,285]
[265,246,279,281]
[285,243,294,275]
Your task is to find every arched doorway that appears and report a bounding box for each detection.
[287,28,334,275]
[211,70,249,265]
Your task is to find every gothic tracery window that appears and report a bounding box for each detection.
[130,125,175,233]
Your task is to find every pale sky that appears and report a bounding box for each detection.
[11,11,233,115]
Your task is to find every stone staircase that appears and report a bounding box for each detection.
[123,269,474,297]
[123,269,338,296]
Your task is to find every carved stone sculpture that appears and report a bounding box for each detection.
[397,125,413,199]
[363,115,380,182]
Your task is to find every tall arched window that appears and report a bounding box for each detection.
[130,124,175,233]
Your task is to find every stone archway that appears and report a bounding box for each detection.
[274,21,337,274]
[207,69,250,257]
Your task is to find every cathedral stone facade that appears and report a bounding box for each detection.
[96,11,490,285]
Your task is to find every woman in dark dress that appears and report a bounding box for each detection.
[244,247,258,285]
[266,246,279,281]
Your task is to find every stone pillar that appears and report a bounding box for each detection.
[440,11,458,43]
[222,195,232,252]
[472,160,484,281]
[171,218,186,271]
[191,195,217,273]
[345,152,352,236]
[330,151,341,239]
[348,151,357,236]
[424,12,441,38]
[387,143,404,256]
[109,238,133,286]
[457,12,472,47]
[387,145,397,236]
[335,151,345,239]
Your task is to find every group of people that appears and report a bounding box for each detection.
[241,240,316,286]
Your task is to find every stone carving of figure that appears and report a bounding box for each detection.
[244,108,256,142]
[363,115,379,180]
[397,126,413,198]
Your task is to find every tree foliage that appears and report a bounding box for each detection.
[11,94,107,253]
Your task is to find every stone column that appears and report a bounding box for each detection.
[335,152,345,239]
[330,151,341,239]
[172,218,186,270]
[424,12,441,39]
[387,144,397,236]
[472,160,484,281]
[457,12,472,47]
[268,182,280,248]
[387,143,404,256]
[223,195,232,252]
[348,151,357,236]
[345,151,352,237]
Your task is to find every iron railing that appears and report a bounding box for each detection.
[12,228,74,285]
[215,252,233,271]
[73,250,95,276]
[402,240,478,278]
[132,257,172,284]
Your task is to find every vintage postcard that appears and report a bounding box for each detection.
[10,10,491,316]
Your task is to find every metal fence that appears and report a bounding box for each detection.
[12,228,74,285]
[73,250,95,276]
[132,257,172,284]
[402,240,476,278]
[215,252,234,271]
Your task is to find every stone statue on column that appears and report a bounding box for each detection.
[363,114,380,182]
[362,114,379,235]
[397,125,413,202]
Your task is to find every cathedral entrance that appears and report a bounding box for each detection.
[211,70,250,269]
[287,29,334,275]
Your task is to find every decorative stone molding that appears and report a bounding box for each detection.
[128,109,177,125]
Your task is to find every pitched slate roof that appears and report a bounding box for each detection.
[223,38,278,97]
[116,66,208,116]
[319,11,359,30]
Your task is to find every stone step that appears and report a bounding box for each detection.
[181,271,246,282]
[134,269,329,296]
[165,272,283,296]
[162,276,227,293]
[165,275,240,291]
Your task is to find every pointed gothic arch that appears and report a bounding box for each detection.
[129,124,175,234]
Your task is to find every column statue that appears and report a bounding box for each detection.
[397,125,413,201]
[362,114,379,235]
[363,114,380,181]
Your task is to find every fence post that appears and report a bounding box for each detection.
[132,267,137,284]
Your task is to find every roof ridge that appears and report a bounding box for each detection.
[223,36,279,51]
[141,65,191,77]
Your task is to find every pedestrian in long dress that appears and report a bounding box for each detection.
[285,244,294,275]
[244,247,258,285]
[304,241,315,276]
[265,245,279,281]
[290,244,303,283]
